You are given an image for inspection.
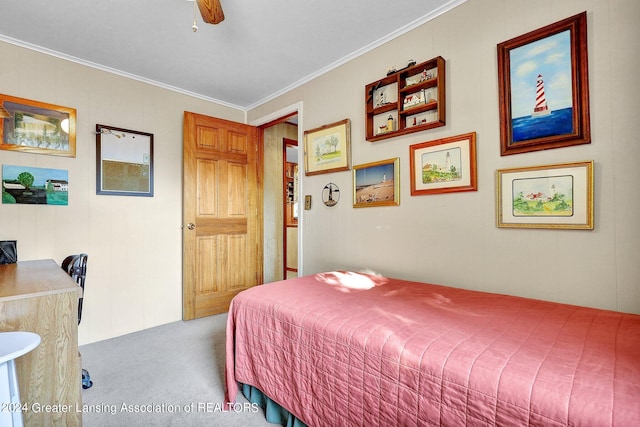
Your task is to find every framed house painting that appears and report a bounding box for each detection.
[497,12,590,156]
[496,161,593,230]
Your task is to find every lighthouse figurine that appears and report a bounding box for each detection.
[387,115,394,132]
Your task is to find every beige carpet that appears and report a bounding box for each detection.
[79,314,273,426]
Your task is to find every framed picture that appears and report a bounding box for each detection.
[0,94,76,157]
[2,164,69,205]
[304,119,351,176]
[409,132,477,196]
[497,11,590,156]
[353,158,399,208]
[496,161,593,230]
[96,124,154,197]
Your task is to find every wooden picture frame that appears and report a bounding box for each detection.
[410,132,477,196]
[496,161,593,230]
[304,119,351,176]
[0,94,76,157]
[96,124,154,197]
[353,158,399,208]
[497,12,590,156]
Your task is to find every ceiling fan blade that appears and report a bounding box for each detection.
[197,0,225,24]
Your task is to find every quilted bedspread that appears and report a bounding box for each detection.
[225,272,640,426]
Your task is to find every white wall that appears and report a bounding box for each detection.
[0,42,244,345]
[249,0,640,314]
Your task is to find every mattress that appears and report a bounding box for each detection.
[225,271,640,426]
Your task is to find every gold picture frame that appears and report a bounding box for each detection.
[0,94,76,157]
[496,161,593,229]
[353,158,399,208]
[304,119,351,176]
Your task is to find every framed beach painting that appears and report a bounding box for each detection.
[497,12,590,156]
[496,161,593,230]
[353,158,399,208]
[409,132,477,196]
[304,119,351,176]
[0,94,76,157]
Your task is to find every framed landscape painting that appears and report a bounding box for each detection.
[496,161,593,230]
[0,94,76,157]
[304,119,351,176]
[497,12,590,155]
[409,132,477,196]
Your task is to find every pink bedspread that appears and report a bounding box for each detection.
[225,272,640,426]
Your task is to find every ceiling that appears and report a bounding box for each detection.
[0,0,464,110]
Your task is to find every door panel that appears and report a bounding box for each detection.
[183,111,263,320]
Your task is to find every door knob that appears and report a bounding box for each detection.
[186,223,195,230]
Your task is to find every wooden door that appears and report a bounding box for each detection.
[182,112,263,320]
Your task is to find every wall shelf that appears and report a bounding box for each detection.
[365,56,446,142]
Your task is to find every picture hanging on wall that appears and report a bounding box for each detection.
[409,132,477,196]
[497,11,590,156]
[304,119,351,176]
[0,94,76,157]
[353,158,399,208]
[2,164,69,205]
[496,160,593,230]
[96,124,154,197]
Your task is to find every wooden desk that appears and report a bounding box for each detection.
[0,259,82,426]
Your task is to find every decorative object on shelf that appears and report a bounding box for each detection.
[403,90,426,110]
[386,59,417,76]
[304,119,351,176]
[2,164,69,205]
[497,11,590,156]
[409,132,477,196]
[366,57,445,142]
[0,94,76,157]
[96,124,154,197]
[322,183,340,207]
[353,158,400,208]
[496,160,593,230]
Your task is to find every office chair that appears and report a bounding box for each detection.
[61,254,93,389]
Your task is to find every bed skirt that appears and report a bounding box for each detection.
[241,383,307,427]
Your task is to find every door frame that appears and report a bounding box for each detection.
[250,102,304,277]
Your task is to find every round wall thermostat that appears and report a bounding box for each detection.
[322,183,339,207]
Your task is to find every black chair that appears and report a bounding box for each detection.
[61,254,93,389]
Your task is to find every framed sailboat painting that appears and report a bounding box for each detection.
[497,12,590,156]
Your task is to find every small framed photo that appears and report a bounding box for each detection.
[304,119,351,176]
[353,158,399,208]
[497,12,590,155]
[496,161,593,230]
[409,132,477,196]
[0,94,76,157]
[96,124,154,197]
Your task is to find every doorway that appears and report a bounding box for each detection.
[258,109,301,283]
[283,138,298,279]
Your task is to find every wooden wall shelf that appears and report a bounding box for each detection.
[365,56,446,142]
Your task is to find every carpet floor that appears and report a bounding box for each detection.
[79,314,273,426]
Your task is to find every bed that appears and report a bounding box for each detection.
[225,271,640,426]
